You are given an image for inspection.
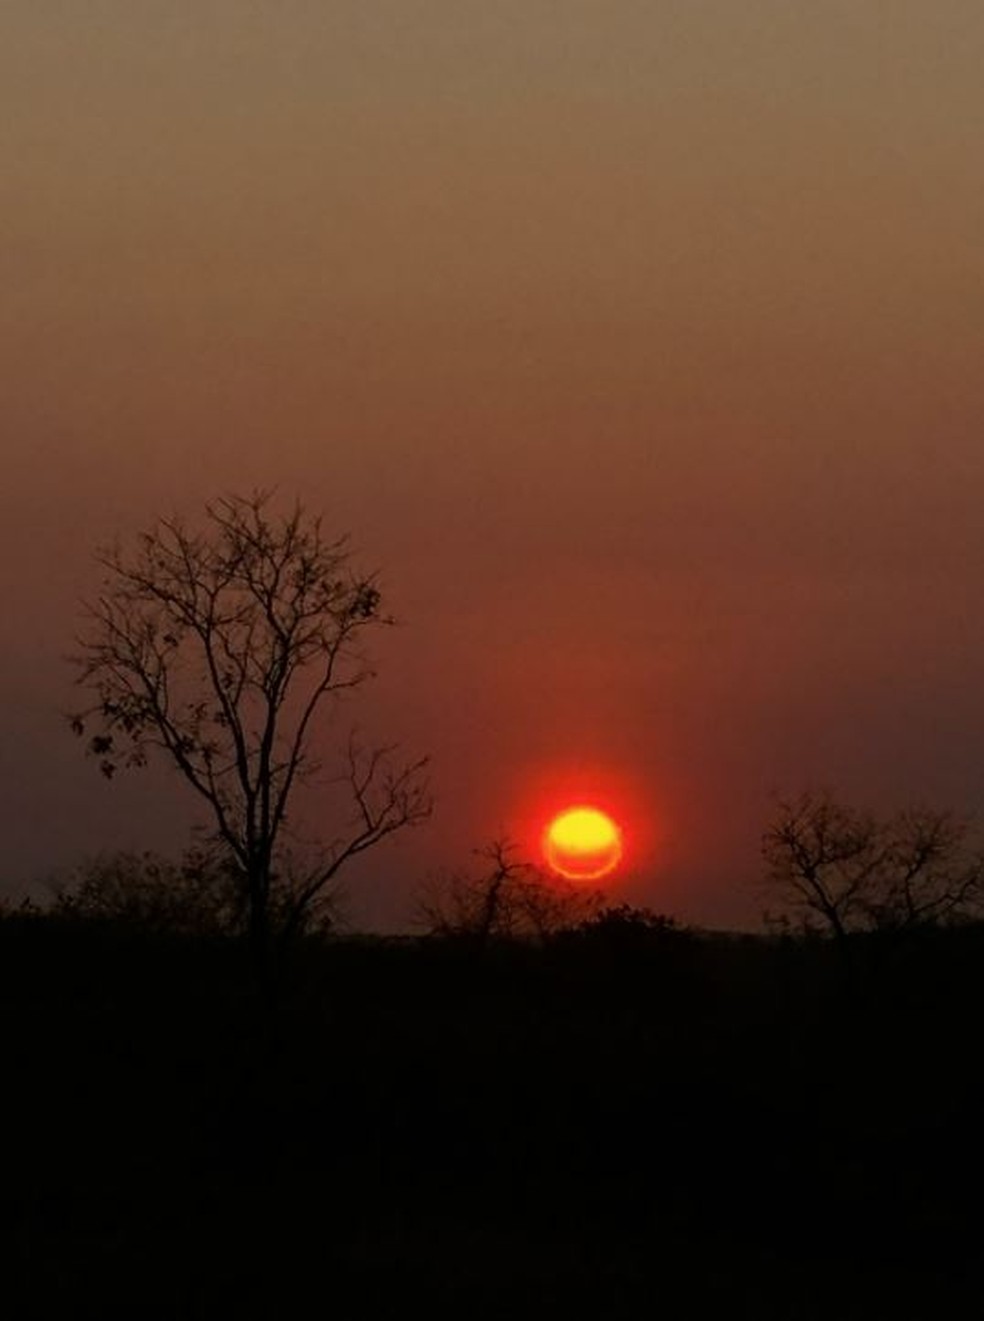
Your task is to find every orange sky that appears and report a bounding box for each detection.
[4,3,984,928]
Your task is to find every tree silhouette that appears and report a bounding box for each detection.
[762,790,983,947]
[417,839,602,947]
[70,491,430,981]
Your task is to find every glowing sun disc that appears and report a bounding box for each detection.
[543,806,623,881]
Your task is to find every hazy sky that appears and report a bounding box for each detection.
[4,2,984,928]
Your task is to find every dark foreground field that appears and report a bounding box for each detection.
[3,912,984,1318]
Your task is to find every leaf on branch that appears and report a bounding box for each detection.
[348,585,381,620]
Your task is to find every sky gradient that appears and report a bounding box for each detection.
[4,2,984,928]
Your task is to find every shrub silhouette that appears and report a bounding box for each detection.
[52,848,244,938]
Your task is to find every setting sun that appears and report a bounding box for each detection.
[543,806,623,881]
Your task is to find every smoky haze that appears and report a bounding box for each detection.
[4,2,984,928]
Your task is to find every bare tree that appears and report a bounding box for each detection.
[762,792,882,946]
[867,806,984,932]
[762,790,983,947]
[70,491,431,980]
[416,839,602,947]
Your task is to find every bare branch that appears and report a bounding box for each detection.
[416,838,600,947]
[763,790,984,943]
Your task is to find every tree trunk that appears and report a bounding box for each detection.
[248,869,273,998]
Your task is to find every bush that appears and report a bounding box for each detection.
[52,848,244,938]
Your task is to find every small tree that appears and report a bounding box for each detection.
[867,806,984,932]
[416,839,602,947]
[762,790,983,946]
[71,491,430,980]
[762,792,882,946]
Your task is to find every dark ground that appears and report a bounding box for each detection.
[3,911,983,1318]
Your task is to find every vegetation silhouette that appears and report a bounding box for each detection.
[69,491,430,989]
[49,847,245,938]
[763,790,984,996]
[764,789,984,939]
[5,867,984,1317]
[415,837,603,948]
[39,532,984,1315]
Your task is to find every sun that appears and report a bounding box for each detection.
[543,806,623,882]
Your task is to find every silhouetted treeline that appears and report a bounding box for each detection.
[3,906,984,1318]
